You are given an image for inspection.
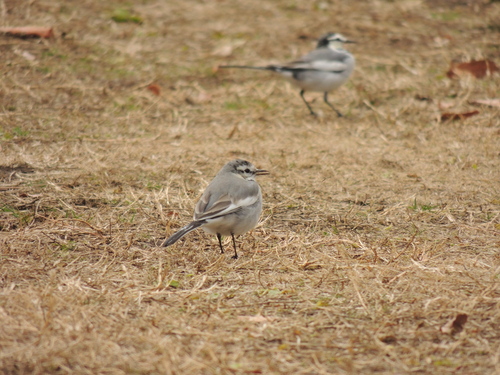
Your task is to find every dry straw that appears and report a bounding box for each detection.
[1,0,499,373]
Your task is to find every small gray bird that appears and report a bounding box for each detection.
[162,159,269,259]
[220,32,356,116]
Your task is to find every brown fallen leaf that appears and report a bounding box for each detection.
[469,99,500,108]
[440,313,468,335]
[0,26,54,39]
[447,59,499,79]
[441,110,479,121]
[164,211,179,218]
[147,83,161,96]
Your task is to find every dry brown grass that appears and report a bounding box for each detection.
[1,0,500,374]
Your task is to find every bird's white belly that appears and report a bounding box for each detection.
[283,70,350,92]
[202,214,259,236]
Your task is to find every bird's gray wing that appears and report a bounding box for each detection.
[194,191,259,221]
[287,49,350,72]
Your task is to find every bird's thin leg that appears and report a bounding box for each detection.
[300,90,316,116]
[323,92,342,117]
[230,234,238,259]
[217,233,224,254]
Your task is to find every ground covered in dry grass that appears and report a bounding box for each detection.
[1,0,500,373]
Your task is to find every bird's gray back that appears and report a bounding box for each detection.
[196,175,261,216]
[292,48,354,69]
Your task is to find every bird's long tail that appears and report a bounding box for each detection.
[162,220,205,247]
[219,65,280,72]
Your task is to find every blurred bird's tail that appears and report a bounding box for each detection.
[161,220,205,247]
[219,65,280,72]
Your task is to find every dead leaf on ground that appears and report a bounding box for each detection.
[147,84,161,96]
[0,26,54,39]
[440,314,468,334]
[469,99,500,108]
[447,60,499,79]
[441,110,479,122]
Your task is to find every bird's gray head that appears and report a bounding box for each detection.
[225,159,269,181]
[316,32,355,50]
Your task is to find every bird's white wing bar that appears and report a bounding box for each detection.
[195,193,259,221]
[291,60,347,72]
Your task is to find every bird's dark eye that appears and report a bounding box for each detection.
[245,168,250,173]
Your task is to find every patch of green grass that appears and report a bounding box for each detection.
[431,11,461,21]
[282,2,299,11]
[26,180,48,189]
[251,99,271,109]
[41,49,68,60]
[0,130,12,140]
[1,127,30,140]
[1,206,33,227]
[111,9,143,24]
[114,97,141,111]
[36,66,51,74]
[211,31,225,40]
[146,182,162,191]
[374,64,387,72]
[107,66,137,79]
[119,210,137,223]
[223,101,247,110]
[13,127,30,137]
[58,241,77,252]
[1,206,20,216]
[74,57,96,74]
[65,210,82,219]
[105,198,122,206]
[169,280,180,288]
[433,358,455,367]
[409,199,435,212]
[315,297,330,307]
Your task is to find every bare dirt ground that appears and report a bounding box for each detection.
[1,0,500,373]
